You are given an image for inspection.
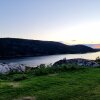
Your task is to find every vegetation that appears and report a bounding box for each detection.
[96,56,100,64]
[1,64,100,100]
[0,38,97,58]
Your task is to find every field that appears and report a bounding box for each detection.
[1,67,100,100]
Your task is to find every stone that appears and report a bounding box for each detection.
[0,63,26,74]
[53,58,100,67]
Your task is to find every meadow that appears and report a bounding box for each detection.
[1,64,100,100]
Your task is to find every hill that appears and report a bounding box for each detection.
[0,38,98,58]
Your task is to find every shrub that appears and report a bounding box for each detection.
[33,67,49,76]
[0,74,8,80]
[52,64,81,72]
[0,63,84,80]
[12,74,27,81]
[96,56,100,64]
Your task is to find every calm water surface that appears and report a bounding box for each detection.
[0,52,100,67]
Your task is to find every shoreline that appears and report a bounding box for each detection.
[0,50,99,60]
[0,57,100,74]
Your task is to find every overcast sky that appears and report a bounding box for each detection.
[0,0,100,44]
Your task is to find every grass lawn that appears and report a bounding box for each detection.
[1,68,100,100]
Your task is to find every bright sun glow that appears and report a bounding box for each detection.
[37,20,100,44]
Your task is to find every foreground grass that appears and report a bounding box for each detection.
[1,68,100,100]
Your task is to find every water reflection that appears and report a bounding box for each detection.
[0,52,100,67]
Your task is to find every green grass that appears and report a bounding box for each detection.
[1,67,100,100]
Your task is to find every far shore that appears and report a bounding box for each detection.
[0,50,100,60]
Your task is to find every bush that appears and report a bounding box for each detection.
[12,74,27,81]
[32,64,83,76]
[33,67,49,76]
[0,74,8,80]
[52,64,82,72]
[96,57,100,64]
[0,63,84,80]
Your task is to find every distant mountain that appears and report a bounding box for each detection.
[86,44,100,49]
[0,38,98,59]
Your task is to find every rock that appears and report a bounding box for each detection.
[53,58,100,67]
[22,96,36,100]
[13,96,36,100]
[0,63,26,74]
[0,64,9,74]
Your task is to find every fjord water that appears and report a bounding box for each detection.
[0,51,100,67]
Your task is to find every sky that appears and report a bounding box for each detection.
[0,0,100,45]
